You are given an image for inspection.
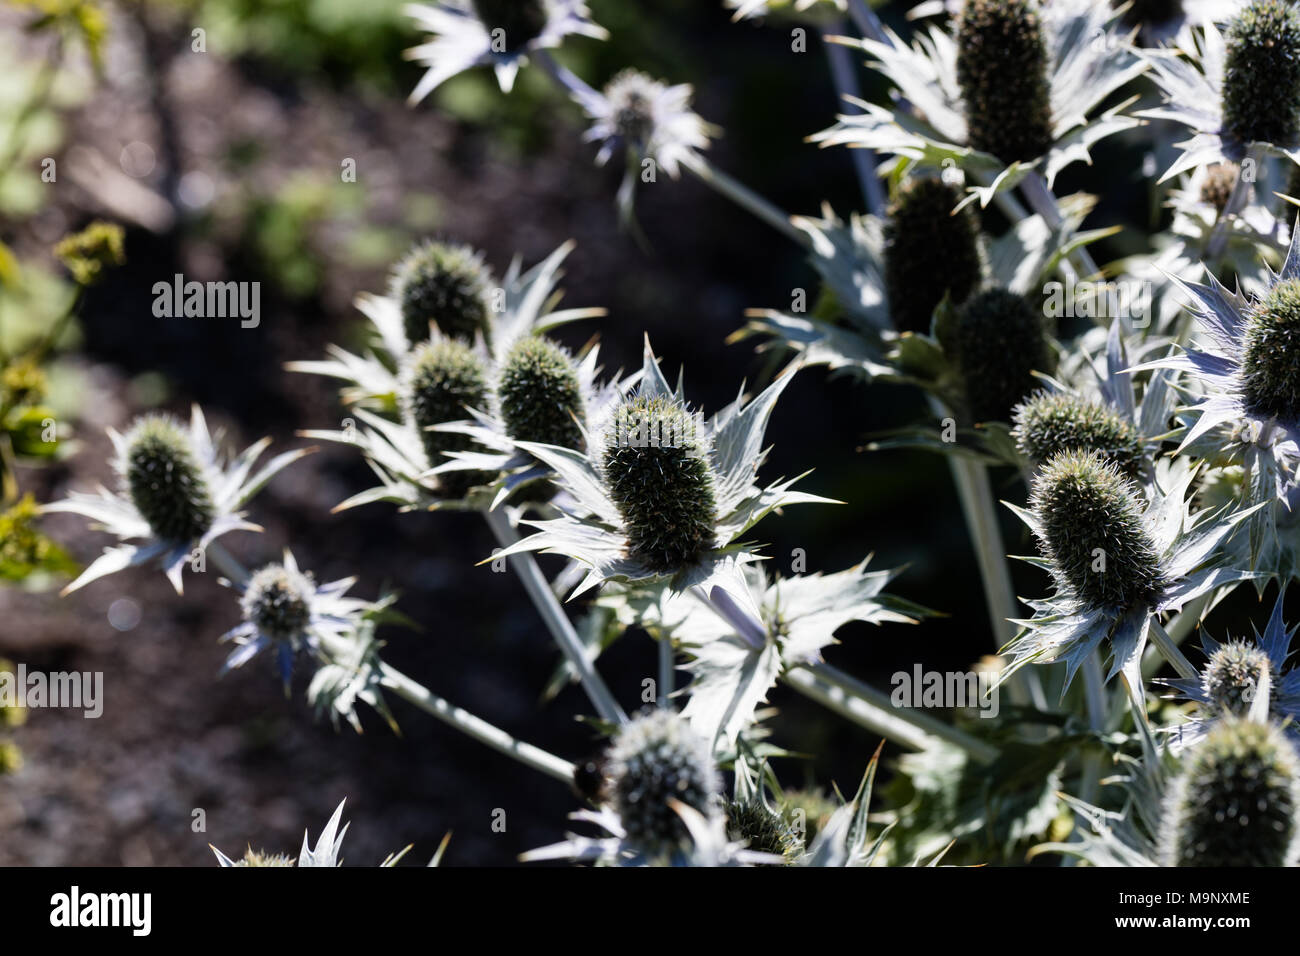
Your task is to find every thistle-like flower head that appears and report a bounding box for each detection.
[601,396,719,575]
[220,549,386,690]
[1013,390,1145,479]
[883,177,982,334]
[1007,454,1254,691]
[401,339,493,498]
[1159,719,1300,866]
[1032,450,1166,610]
[1221,0,1300,157]
[390,240,494,346]
[498,335,586,451]
[1201,640,1271,717]
[726,799,800,863]
[46,406,311,595]
[605,709,722,859]
[1241,278,1300,421]
[952,287,1052,424]
[494,340,831,641]
[956,0,1053,164]
[122,415,216,545]
[405,0,606,100]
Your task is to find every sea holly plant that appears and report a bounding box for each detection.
[491,338,834,644]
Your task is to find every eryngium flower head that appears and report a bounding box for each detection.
[390,240,493,345]
[602,396,718,574]
[1202,640,1272,718]
[726,800,800,862]
[1160,719,1300,867]
[123,415,216,543]
[1222,0,1300,155]
[498,335,586,450]
[472,0,547,51]
[402,340,491,496]
[953,287,1051,424]
[606,709,721,858]
[1200,162,1239,214]
[955,0,1053,164]
[883,177,982,334]
[1012,390,1144,478]
[241,563,313,641]
[1241,278,1300,421]
[1031,449,1166,609]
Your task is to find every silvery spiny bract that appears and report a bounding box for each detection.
[212,800,421,868]
[44,405,310,594]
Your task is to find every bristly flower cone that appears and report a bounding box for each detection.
[952,287,1051,424]
[1012,391,1144,478]
[883,178,982,334]
[123,416,216,543]
[955,0,1054,164]
[602,396,718,575]
[1241,278,1300,421]
[1031,449,1166,609]
[606,710,720,857]
[390,240,493,345]
[498,336,586,450]
[242,564,312,640]
[472,0,548,51]
[1222,0,1300,157]
[726,800,800,862]
[1203,641,1272,718]
[402,340,492,497]
[1160,720,1300,867]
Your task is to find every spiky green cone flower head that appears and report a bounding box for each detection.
[602,396,719,575]
[1012,390,1144,478]
[389,240,494,346]
[241,563,313,642]
[952,287,1051,424]
[1241,278,1300,422]
[1201,162,1239,214]
[122,415,216,544]
[1160,719,1300,867]
[472,0,548,52]
[883,177,982,334]
[1203,641,1274,719]
[1031,449,1166,610]
[1222,0,1300,157]
[606,709,721,858]
[401,340,492,497]
[726,800,800,863]
[1112,0,1183,29]
[955,0,1054,164]
[498,335,586,450]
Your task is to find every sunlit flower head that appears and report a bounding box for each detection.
[45,406,311,595]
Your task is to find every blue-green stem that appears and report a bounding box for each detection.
[484,507,627,725]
